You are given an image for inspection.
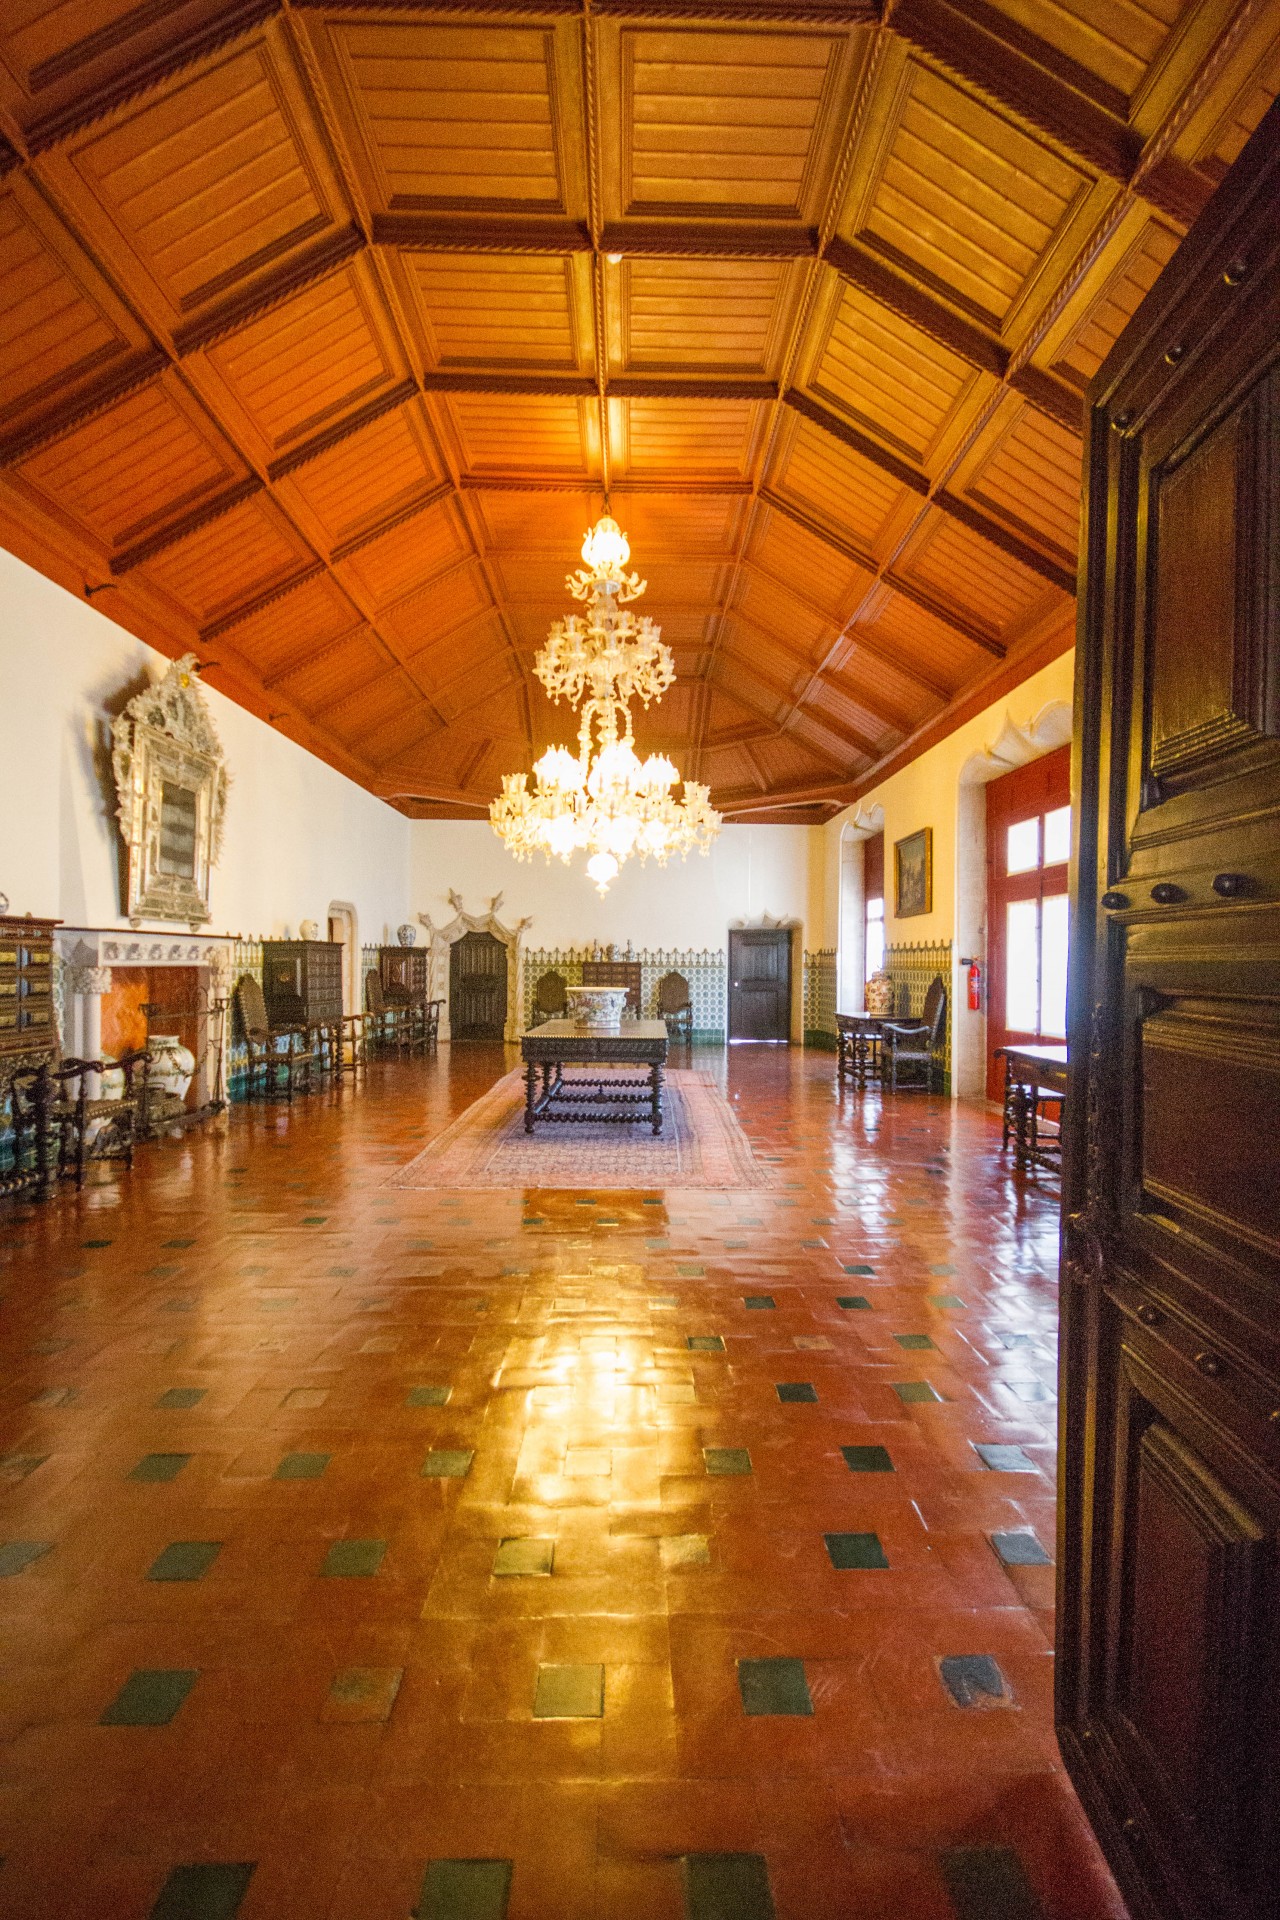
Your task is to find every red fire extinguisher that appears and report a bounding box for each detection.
[967,960,983,1012]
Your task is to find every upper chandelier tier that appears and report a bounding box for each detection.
[490,513,722,895]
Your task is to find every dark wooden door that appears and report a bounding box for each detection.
[1059,96,1280,1920]
[728,930,791,1040]
[449,932,507,1041]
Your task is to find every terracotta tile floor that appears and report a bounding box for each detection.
[0,1045,1129,1920]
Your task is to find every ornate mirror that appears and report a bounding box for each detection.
[111,654,228,928]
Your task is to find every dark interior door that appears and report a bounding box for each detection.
[728,929,791,1040]
[449,932,506,1041]
[1060,97,1280,1920]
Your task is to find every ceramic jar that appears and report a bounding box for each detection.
[147,1034,196,1103]
[865,970,895,1017]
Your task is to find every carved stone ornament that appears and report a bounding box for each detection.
[111,654,228,930]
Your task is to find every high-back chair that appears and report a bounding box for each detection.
[656,970,693,1042]
[880,975,947,1092]
[364,968,412,1055]
[235,974,314,1099]
[533,970,567,1024]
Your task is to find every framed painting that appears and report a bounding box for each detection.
[894,828,932,918]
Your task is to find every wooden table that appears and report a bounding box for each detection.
[520,1018,669,1135]
[997,1043,1068,1173]
[836,1011,886,1084]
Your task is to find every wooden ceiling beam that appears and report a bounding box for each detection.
[757,488,1006,657]
[708,652,874,768]
[891,0,1221,227]
[782,391,1077,590]
[822,234,1082,432]
[738,559,956,702]
[723,609,908,744]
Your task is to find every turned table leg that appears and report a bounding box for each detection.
[524,1060,538,1133]
[651,1061,663,1135]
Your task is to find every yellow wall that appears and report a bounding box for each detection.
[820,648,1076,1095]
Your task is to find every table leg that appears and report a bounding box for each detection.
[651,1060,663,1134]
[524,1060,537,1134]
[1002,1056,1014,1151]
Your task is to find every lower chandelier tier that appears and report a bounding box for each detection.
[490,513,722,894]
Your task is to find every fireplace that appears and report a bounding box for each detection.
[57,931,236,1111]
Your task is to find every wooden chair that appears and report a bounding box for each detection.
[656,970,693,1042]
[364,969,412,1055]
[880,976,947,1093]
[532,970,567,1024]
[234,974,314,1099]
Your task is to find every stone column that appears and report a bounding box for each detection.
[65,966,112,1098]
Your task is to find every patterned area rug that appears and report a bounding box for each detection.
[388,1067,777,1191]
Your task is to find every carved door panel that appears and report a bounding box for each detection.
[449,932,506,1041]
[1060,96,1280,1920]
[728,930,791,1041]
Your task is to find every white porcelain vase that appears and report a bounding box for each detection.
[148,1034,196,1103]
[564,986,630,1032]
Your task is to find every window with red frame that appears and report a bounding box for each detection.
[985,746,1071,1101]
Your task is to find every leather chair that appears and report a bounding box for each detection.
[880,975,947,1092]
[234,974,314,1098]
[532,970,567,1024]
[656,970,693,1042]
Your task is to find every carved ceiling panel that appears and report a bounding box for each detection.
[0,0,1275,823]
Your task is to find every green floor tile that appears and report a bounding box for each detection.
[416,1858,512,1920]
[321,1538,386,1577]
[101,1668,198,1726]
[928,1294,965,1309]
[0,1541,52,1576]
[737,1656,812,1717]
[150,1862,255,1919]
[687,1335,724,1352]
[533,1662,604,1718]
[940,1848,1043,1920]
[682,1853,775,1920]
[130,1453,191,1482]
[421,1450,473,1478]
[939,1654,1007,1707]
[493,1537,554,1577]
[147,1541,221,1582]
[991,1531,1051,1567]
[893,1333,936,1350]
[275,1452,329,1480]
[836,1295,872,1311]
[892,1380,942,1403]
[156,1388,205,1410]
[974,1443,1037,1472]
[742,1295,775,1310]
[703,1447,751,1476]
[842,1263,875,1276]
[407,1386,452,1407]
[841,1445,894,1473]
[824,1530,889,1570]
[0,1454,47,1480]
[776,1382,818,1403]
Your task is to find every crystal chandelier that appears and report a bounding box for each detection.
[490,512,722,894]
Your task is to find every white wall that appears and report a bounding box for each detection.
[409,819,816,952]
[820,648,1077,1098]
[0,548,410,941]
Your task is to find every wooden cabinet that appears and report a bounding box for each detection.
[0,915,59,1075]
[261,940,343,1029]
[379,945,430,1004]
[580,959,641,1013]
[1059,94,1280,1920]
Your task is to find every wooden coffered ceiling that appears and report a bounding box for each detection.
[1,3,1277,822]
